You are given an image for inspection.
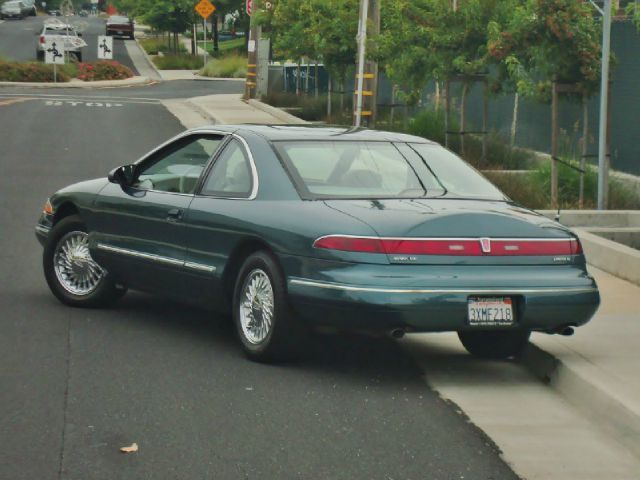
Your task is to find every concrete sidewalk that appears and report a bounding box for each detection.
[401,266,640,479]
[186,94,304,125]
[523,266,640,457]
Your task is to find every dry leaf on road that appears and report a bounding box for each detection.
[120,443,138,454]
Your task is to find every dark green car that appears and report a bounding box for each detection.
[35,125,600,362]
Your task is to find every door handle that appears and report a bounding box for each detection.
[166,208,183,222]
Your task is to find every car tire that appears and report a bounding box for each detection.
[36,50,44,61]
[458,329,531,359]
[232,251,307,362]
[75,52,82,62]
[43,215,126,308]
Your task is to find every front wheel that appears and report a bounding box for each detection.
[43,215,125,308]
[233,251,306,362]
[458,330,531,359]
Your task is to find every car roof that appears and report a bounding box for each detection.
[190,125,437,144]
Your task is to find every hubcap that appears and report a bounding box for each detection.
[53,231,105,296]
[239,269,274,344]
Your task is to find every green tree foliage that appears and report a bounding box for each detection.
[271,0,357,84]
[487,0,602,100]
[376,0,516,104]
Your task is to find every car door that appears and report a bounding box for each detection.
[91,133,225,296]
[180,137,257,308]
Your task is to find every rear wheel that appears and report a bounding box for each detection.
[458,330,531,359]
[43,215,125,308]
[232,251,306,362]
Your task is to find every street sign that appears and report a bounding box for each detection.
[246,0,252,16]
[44,38,65,65]
[195,0,215,19]
[97,35,113,60]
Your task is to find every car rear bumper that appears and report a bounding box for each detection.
[283,258,600,332]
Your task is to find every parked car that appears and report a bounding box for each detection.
[106,15,134,39]
[47,9,60,16]
[79,9,89,17]
[35,126,600,362]
[1,1,30,19]
[36,21,87,62]
[21,0,37,16]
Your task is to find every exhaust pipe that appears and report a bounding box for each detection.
[389,328,406,339]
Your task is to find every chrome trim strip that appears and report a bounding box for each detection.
[97,243,183,267]
[314,234,579,243]
[289,278,598,295]
[35,225,51,235]
[184,261,216,273]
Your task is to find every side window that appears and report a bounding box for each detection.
[136,135,222,194]
[200,139,253,197]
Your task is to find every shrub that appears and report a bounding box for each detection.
[0,59,71,82]
[200,55,246,78]
[77,61,133,81]
[153,54,203,70]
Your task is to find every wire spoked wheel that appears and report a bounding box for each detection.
[53,231,105,296]
[233,251,307,362]
[239,268,275,344]
[43,215,125,308]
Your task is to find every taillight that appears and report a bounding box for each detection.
[313,235,583,256]
[39,35,45,44]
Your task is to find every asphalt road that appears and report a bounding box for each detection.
[0,52,517,480]
[0,98,515,480]
[0,16,137,72]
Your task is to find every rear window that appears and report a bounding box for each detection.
[277,141,443,199]
[275,140,506,201]
[409,144,506,200]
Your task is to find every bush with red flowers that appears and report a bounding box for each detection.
[77,61,133,81]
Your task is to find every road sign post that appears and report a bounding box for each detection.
[97,35,113,60]
[44,38,65,83]
[195,0,216,67]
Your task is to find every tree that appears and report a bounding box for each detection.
[487,0,602,100]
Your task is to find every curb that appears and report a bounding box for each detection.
[133,37,163,81]
[0,76,152,88]
[246,98,309,125]
[185,98,222,125]
[521,342,640,459]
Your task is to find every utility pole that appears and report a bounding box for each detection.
[597,0,612,210]
[354,0,380,128]
[245,0,258,99]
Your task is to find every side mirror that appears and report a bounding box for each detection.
[108,164,136,186]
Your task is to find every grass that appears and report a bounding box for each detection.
[200,37,245,57]
[200,55,246,78]
[139,37,186,55]
[152,54,203,70]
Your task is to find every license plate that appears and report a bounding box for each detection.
[467,297,514,326]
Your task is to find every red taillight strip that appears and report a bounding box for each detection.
[313,235,582,256]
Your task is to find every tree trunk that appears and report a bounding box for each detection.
[314,61,319,98]
[296,61,301,96]
[580,95,588,208]
[551,82,559,208]
[327,76,332,120]
[460,81,468,157]
[444,80,450,148]
[339,80,345,113]
[305,61,310,94]
[213,13,219,52]
[434,81,440,111]
[510,93,519,146]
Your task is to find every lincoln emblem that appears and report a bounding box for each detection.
[480,237,491,253]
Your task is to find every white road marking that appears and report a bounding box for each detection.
[0,92,160,102]
[44,100,125,107]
